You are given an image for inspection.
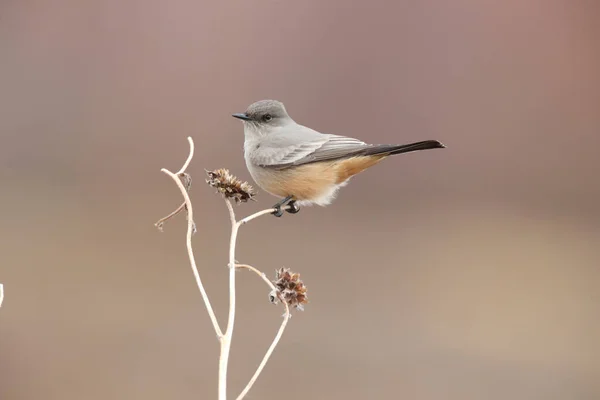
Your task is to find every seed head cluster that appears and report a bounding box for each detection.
[205,168,256,203]
[270,268,308,311]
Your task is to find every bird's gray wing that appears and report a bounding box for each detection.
[287,134,370,165]
[251,126,370,169]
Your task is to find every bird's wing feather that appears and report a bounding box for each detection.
[248,127,327,167]
[252,125,370,169]
[293,134,369,165]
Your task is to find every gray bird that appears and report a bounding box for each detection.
[233,100,445,216]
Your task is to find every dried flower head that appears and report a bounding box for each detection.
[270,268,308,311]
[206,168,256,203]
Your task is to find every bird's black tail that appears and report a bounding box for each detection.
[361,140,445,157]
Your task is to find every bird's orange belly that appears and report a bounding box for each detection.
[253,156,385,201]
[257,163,337,200]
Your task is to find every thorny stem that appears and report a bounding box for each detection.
[158,137,223,338]
[234,264,290,400]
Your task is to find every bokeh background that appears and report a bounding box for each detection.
[1,1,599,399]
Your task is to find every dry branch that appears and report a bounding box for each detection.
[155,137,307,400]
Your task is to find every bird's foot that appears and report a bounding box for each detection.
[271,195,295,217]
[286,200,300,214]
[271,205,284,217]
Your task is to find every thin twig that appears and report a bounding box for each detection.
[218,205,293,400]
[234,264,290,400]
[154,201,186,230]
[218,199,239,400]
[159,137,223,338]
[0,283,4,308]
[158,136,298,400]
[176,137,195,174]
[154,136,195,229]
[238,208,278,225]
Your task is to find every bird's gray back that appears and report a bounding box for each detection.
[245,124,369,169]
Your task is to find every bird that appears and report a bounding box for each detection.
[232,100,445,217]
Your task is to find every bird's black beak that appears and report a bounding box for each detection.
[232,113,251,121]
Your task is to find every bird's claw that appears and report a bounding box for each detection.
[286,200,300,214]
[271,196,299,217]
[272,205,284,217]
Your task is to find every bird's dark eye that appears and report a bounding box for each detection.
[262,114,272,122]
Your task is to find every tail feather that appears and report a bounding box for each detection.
[361,140,445,157]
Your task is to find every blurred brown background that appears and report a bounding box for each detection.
[1,1,599,399]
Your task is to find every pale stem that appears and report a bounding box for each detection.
[154,201,186,229]
[0,283,4,308]
[158,135,294,400]
[154,136,194,228]
[218,199,239,400]
[218,205,291,400]
[176,137,195,174]
[234,264,290,400]
[238,208,279,225]
[159,137,223,338]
